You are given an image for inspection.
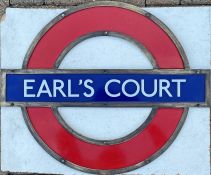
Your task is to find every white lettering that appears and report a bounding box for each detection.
[83,79,94,97]
[37,80,52,97]
[24,79,35,97]
[68,80,79,97]
[172,79,186,97]
[122,79,140,97]
[141,79,158,97]
[105,79,121,97]
[53,79,66,97]
[159,79,172,97]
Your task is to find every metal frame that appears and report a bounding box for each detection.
[0,1,200,174]
[53,107,157,145]
[0,0,8,19]
[19,2,191,173]
[21,1,190,70]
[21,107,188,175]
[54,31,158,69]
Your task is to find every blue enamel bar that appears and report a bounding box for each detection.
[5,73,206,103]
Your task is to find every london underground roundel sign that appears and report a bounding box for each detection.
[1,1,210,175]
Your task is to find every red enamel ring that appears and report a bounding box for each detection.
[22,2,189,174]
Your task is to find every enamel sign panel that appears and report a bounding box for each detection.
[1,2,210,175]
[4,71,207,104]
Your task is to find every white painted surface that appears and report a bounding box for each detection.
[1,8,65,69]
[1,7,210,175]
[146,7,211,69]
[58,35,153,140]
[58,108,151,140]
[59,36,153,69]
[1,107,210,175]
